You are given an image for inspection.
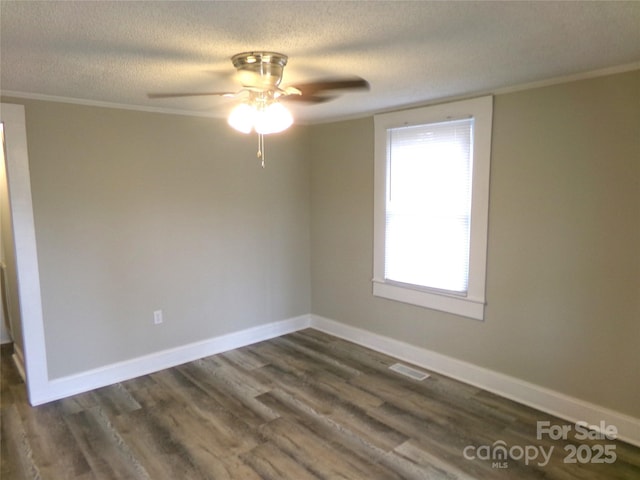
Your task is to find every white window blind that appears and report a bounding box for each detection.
[385,119,473,294]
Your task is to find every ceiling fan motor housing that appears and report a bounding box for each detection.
[231,52,288,89]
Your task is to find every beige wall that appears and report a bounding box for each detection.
[310,70,640,417]
[4,99,311,379]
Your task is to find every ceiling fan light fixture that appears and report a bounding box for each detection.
[149,50,368,166]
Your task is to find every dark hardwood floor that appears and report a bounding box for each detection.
[2,329,639,479]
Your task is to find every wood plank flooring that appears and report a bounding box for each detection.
[2,329,639,479]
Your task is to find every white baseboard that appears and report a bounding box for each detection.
[310,314,640,448]
[31,314,311,406]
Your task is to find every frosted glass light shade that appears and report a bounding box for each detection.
[227,101,293,134]
[255,102,293,134]
[227,103,255,134]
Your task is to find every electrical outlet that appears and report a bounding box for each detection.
[153,310,163,325]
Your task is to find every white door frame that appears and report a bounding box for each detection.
[1,103,48,404]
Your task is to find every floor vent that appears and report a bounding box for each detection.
[389,363,430,381]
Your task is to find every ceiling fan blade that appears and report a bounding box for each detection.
[281,95,337,104]
[287,77,370,97]
[147,92,235,99]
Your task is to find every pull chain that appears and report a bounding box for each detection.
[257,133,265,168]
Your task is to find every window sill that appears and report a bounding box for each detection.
[372,279,485,320]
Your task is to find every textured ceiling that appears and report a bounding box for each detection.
[1,1,639,123]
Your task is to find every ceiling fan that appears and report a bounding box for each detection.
[148,51,369,166]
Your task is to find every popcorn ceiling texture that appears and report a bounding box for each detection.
[1,1,639,122]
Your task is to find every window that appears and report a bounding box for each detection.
[373,96,492,320]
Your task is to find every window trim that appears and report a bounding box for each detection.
[373,96,493,320]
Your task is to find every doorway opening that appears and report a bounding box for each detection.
[0,103,48,404]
